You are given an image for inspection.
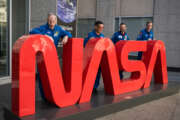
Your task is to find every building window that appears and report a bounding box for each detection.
[0,0,9,77]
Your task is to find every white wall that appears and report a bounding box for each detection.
[78,0,96,18]
[154,0,180,67]
[116,0,154,17]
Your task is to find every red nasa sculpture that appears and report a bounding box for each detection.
[12,35,168,117]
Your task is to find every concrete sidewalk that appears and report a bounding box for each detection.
[95,72,180,120]
[96,89,180,120]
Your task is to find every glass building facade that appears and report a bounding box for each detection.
[0,0,9,77]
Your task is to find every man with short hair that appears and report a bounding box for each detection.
[111,23,130,79]
[29,13,72,101]
[111,23,130,43]
[30,13,72,46]
[84,21,105,93]
[137,21,154,60]
[84,21,105,46]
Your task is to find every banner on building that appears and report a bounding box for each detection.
[57,0,77,37]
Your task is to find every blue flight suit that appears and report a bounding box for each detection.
[111,31,130,79]
[84,30,105,89]
[30,23,72,101]
[111,31,130,43]
[30,23,72,47]
[137,29,154,60]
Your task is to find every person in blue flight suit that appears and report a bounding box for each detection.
[137,21,154,60]
[30,13,72,47]
[84,21,105,93]
[111,23,130,79]
[29,13,72,101]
